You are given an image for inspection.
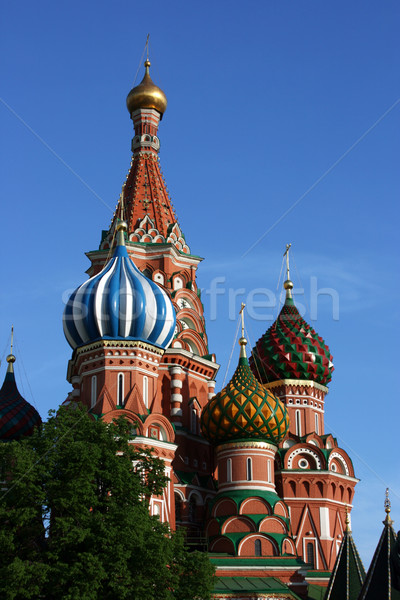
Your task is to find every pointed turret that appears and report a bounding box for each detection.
[0,329,41,441]
[324,509,366,600]
[358,490,400,600]
[105,58,188,253]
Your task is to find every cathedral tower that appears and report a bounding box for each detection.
[250,249,358,576]
[64,59,219,533]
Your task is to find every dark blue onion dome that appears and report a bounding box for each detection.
[0,353,42,441]
[63,221,176,350]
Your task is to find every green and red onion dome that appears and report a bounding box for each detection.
[0,355,42,441]
[250,285,334,386]
[201,338,289,446]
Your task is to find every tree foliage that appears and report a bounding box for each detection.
[0,406,215,600]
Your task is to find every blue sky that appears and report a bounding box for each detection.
[1,1,399,566]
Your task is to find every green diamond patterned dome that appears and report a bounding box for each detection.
[201,341,289,445]
[250,296,334,386]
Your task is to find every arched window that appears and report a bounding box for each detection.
[189,496,197,523]
[295,410,302,436]
[174,277,183,290]
[247,457,252,481]
[91,376,97,409]
[255,539,262,557]
[154,272,165,285]
[306,542,315,567]
[315,413,319,434]
[175,494,182,522]
[226,458,232,483]
[117,373,124,406]
[143,375,148,408]
[267,460,272,483]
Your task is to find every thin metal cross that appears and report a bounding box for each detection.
[10,325,14,355]
[239,302,246,338]
[120,187,125,222]
[283,243,291,280]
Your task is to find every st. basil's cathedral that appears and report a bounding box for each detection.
[1,59,399,600]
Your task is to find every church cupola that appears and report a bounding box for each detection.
[201,307,289,496]
[250,246,334,387]
[63,221,176,351]
[249,246,333,439]
[126,59,167,118]
[0,330,41,441]
[201,335,289,447]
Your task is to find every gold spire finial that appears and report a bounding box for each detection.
[345,505,351,532]
[238,303,247,358]
[116,188,128,246]
[126,34,167,116]
[144,34,151,70]
[6,325,16,373]
[384,487,393,525]
[283,244,293,299]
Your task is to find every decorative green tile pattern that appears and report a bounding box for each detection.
[201,357,289,445]
[250,298,334,386]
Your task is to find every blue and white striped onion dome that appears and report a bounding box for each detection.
[63,223,176,350]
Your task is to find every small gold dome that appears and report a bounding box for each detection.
[6,354,16,364]
[126,60,167,116]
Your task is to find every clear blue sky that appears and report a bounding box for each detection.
[1,0,399,567]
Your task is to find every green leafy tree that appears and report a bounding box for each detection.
[0,405,215,600]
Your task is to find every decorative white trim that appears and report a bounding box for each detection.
[171,393,183,403]
[287,448,322,469]
[279,469,358,483]
[319,506,332,540]
[328,451,350,476]
[130,436,177,452]
[171,379,182,388]
[265,379,329,393]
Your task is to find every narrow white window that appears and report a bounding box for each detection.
[267,460,272,483]
[295,410,302,437]
[247,457,252,481]
[315,413,319,434]
[91,376,97,409]
[191,408,197,434]
[227,458,232,483]
[117,373,124,406]
[143,375,148,408]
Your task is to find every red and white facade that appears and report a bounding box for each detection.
[64,65,358,596]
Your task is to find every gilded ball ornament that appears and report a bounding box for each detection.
[283,279,293,290]
[117,220,128,232]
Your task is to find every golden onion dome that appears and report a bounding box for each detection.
[201,338,289,446]
[126,60,167,116]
